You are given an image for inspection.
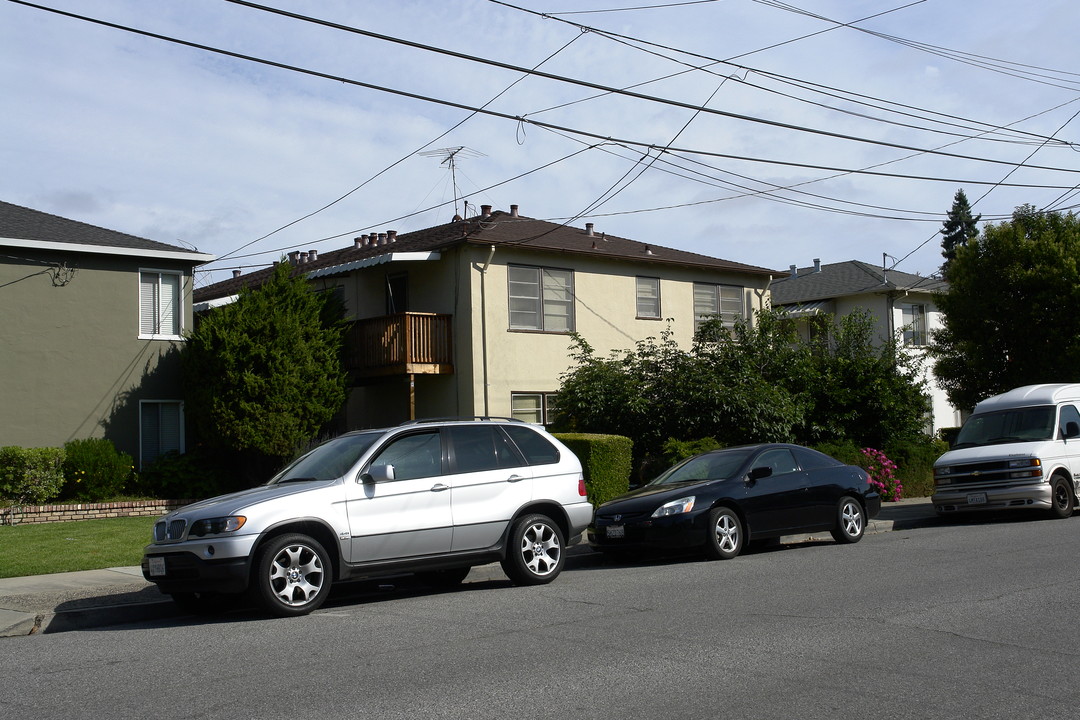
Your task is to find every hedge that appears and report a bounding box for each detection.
[554,433,633,507]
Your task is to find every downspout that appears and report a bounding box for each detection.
[479,245,495,417]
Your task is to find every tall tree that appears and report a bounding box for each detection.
[182,262,348,478]
[932,205,1080,411]
[941,189,981,264]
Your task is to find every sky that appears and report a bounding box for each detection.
[3,0,1079,289]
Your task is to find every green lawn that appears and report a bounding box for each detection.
[0,516,155,579]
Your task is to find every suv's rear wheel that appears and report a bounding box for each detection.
[501,513,565,585]
[1049,474,1075,519]
[251,533,332,617]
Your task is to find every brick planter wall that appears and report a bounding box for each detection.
[2,499,194,526]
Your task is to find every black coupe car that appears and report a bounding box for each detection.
[589,443,881,560]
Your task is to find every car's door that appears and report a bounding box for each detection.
[346,429,453,563]
[792,446,850,525]
[739,447,810,535]
[446,424,533,552]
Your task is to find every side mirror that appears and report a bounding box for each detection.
[748,466,773,482]
[1065,421,1080,440]
[361,464,395,483]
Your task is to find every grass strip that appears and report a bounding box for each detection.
[0,516,154,578]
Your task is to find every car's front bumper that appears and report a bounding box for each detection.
[142,534,259,594]
[932,481,1052,514]
[588,510,708,553]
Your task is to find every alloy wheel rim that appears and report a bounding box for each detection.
[269,544,325,607]
[520,522,561,576]
[715,515,738,552]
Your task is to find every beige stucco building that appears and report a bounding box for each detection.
[0,201,213,466]
[196,204,779,430]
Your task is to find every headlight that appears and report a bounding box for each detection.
[651,496,695,518]
[188,516,247,537]
[934,466,951,477]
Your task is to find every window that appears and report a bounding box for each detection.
[508,265,574,332]
[141,401,184,467]
[901,304,927,346]
[636,277,661,319]
[369,431,442,481]
[753,448,800,477]
[512,392,558,425]
[503,424,561,465]
[1060,405,1080,438]
[140,271,182,338]
[448,426,524,473]
[693,283,744,331]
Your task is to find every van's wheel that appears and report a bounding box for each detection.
[250,533,332,617]
[1049,475,1075,519]
[501,514,565,585]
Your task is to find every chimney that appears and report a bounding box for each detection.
[232,269,241,278]
[388,230,397,242]
[481,204,492,218]
[789,264,798,277]
[354,237,363,249]
[309,249,318,262]
[378,233,387,245]
[813,258,821,272]
[299,252,309,264]
[585,223,594,237]
[510,204,519,217]
[645,245,654,256]
[288,251,300,264]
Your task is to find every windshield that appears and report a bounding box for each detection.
[269,432,382,484]
[649,448,754,486]
[953,406,1055,448]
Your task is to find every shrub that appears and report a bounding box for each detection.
[134,449,232,500]
[554,433,632,507]
[61,438,134,501]
[661,437,722,466]
[0,446,66,514]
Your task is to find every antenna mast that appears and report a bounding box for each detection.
[418,146,485,217]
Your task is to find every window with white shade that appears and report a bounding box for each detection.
[140,270,182,338]
[508,265,574,332]
[141,400,184,467]
[636,276,661,319]
[693,283,744,331]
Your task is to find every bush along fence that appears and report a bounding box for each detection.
[2,499,194,526]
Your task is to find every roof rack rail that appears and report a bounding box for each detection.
[396,416,527,426]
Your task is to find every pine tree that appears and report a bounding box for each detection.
[941,189,981,265]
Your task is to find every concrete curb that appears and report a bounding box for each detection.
[0,499,937,638]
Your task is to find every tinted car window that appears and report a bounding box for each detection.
[792,446,842,470]
[449,425,525,473]
[954,406,1055,447]
[369,431,442,481]
[503,425,560,465]
[753,448,799,476]
[1059,405,1080,438]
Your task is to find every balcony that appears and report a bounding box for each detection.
[346,313,454,378]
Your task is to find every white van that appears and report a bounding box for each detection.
[933,384,1080,518]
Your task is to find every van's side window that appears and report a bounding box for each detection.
[1060,405,1080,438]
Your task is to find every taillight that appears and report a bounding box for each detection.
[578,473,588,498]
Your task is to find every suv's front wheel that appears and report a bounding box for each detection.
[251,533,332,617]
[501,513,565,585]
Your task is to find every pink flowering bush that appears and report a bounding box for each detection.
[861,448,902,501]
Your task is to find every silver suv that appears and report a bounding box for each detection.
[141,419,591,616]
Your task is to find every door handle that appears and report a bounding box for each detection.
[430,483,450,492]
[507,475,525,483]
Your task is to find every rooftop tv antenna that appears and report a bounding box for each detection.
[418,146,485,217]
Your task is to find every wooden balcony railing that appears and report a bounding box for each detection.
[346,312,454,377]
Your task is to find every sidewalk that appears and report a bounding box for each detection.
[0,497,939,638]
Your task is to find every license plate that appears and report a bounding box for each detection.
[966,493,987,505]
[606,525,625,539]
[148,556,166,577]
